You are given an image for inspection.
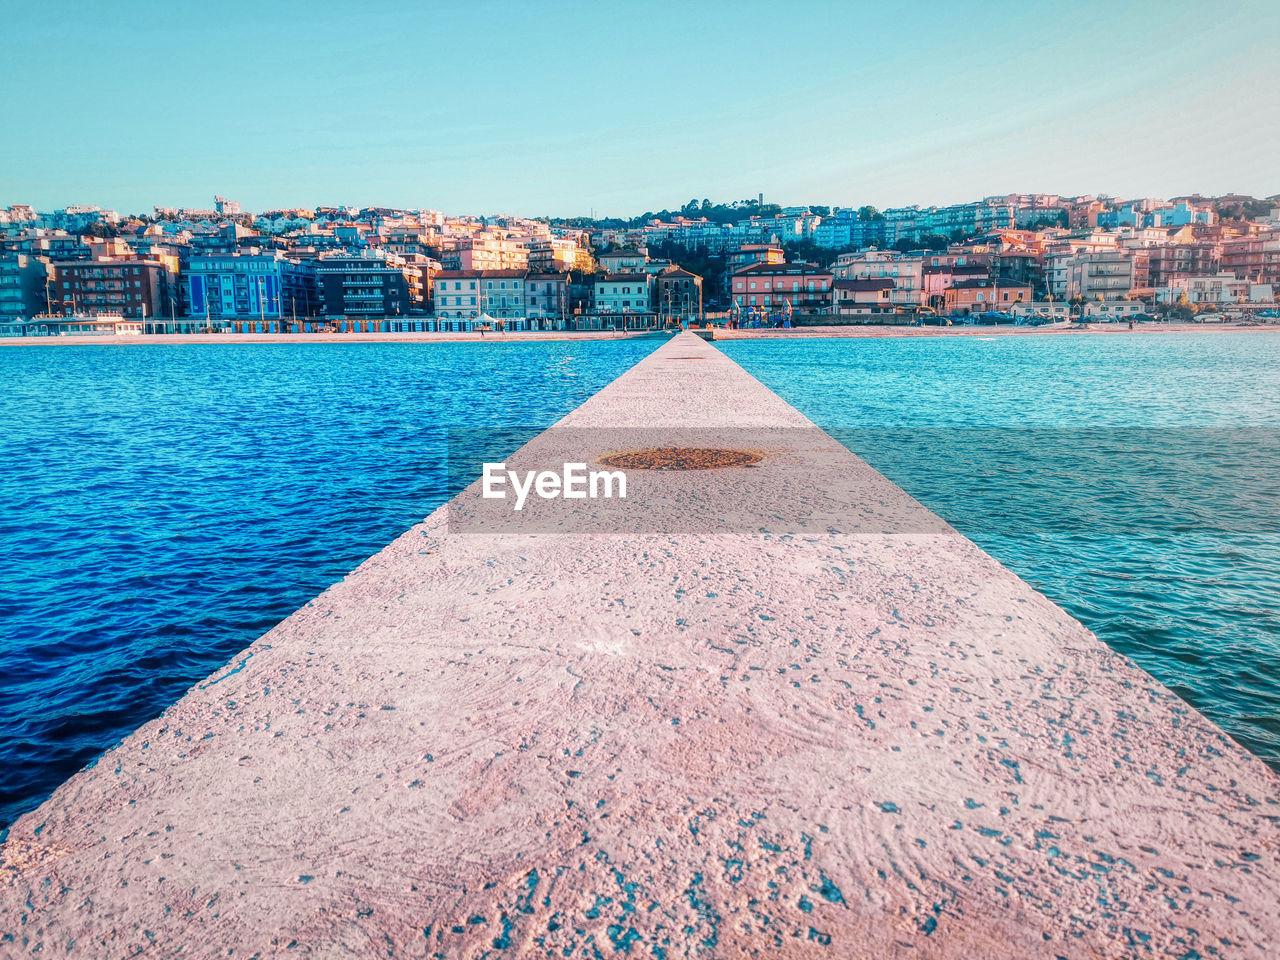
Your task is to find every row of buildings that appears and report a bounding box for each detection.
[724,235,1278,321]
[3,193,1279,334]
[0,227,706,334]
[604,195,1239,253]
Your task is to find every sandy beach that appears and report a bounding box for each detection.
[716,320,1280,340]
[1,320,1276,347]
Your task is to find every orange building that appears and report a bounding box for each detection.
[943,278,1031,314]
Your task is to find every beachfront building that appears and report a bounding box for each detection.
[942,278,1032,314]
[922,262,990,310]
[1010,301,1072,321]
[1047,250,1137,300]
[50,258,172,322]
[730,263,833,315]
[524,273,568,329]
[433,270,526,327]
[832,251,924,308]
[1082,300,1144,320]
[990,251,1045,295]
[594,273,654,314]
[315,253,413,319]
[0,253,49,328]
[184,253,317,324]
[654,267,703,323]
[832,278,899,319]
[1155,274,1275,306]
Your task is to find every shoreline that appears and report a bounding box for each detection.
[0,329,664,347]
[716,320,1280,339]
[0,320,1276,347]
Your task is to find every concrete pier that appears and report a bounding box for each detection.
[3,333,1278,958]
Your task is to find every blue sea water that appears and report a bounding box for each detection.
[720,332,1280,771]
[2,333,1278,831]
[0,339,658,829]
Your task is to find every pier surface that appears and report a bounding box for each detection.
[3,333,1278,958]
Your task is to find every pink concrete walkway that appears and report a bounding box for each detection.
[2,333,1277,958]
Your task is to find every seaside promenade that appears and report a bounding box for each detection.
[2,333,1278,957]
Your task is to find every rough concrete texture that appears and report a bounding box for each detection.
[2,333,1278,958]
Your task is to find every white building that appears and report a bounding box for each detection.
[433,270,527,326]
[833,250,925,307]
[1010,301,1071,321]
[594,274,653,314]
[1083,300,1144,319]
[1156,274,1274,305]
[1046,249,1136,300]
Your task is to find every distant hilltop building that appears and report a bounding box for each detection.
[214,196,242,216]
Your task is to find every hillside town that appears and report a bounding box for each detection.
[2,191,1278,336]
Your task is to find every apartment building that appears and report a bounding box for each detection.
[598,249,649,273]
[0,253,49,324]
[1156,274,1274,305]
[184,252,316,320]
[528,238,591,273]
[524,273,568,327]
[654,267,703,322]
[1220,234,1280,285]
[833,251,924,307]
[730,263,833,312]
[943,278,1032,314]
[1147,241,1220,288]
[727,245,785,275]
[813,214,887,249]
[434,270,526,321]
[441,235,529,272]
[832,278,898,317]
[51,258,172,320]
[594,274,653,314]
[1047,250,1136,300]
[315,254,413,317]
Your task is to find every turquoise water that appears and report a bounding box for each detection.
[0,340,658,830]
[720,332,1280,770]
[3,333,1277,832]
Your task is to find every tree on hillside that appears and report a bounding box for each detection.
[1212,196,1272,221]
[857,205,884,222]
[81,222,119,239]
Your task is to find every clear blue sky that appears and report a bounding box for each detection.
[2,0,1277,217]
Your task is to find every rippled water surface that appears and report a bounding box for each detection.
[0,340,658,829]
[720,332,1280,771]
[5,333,1279,832]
